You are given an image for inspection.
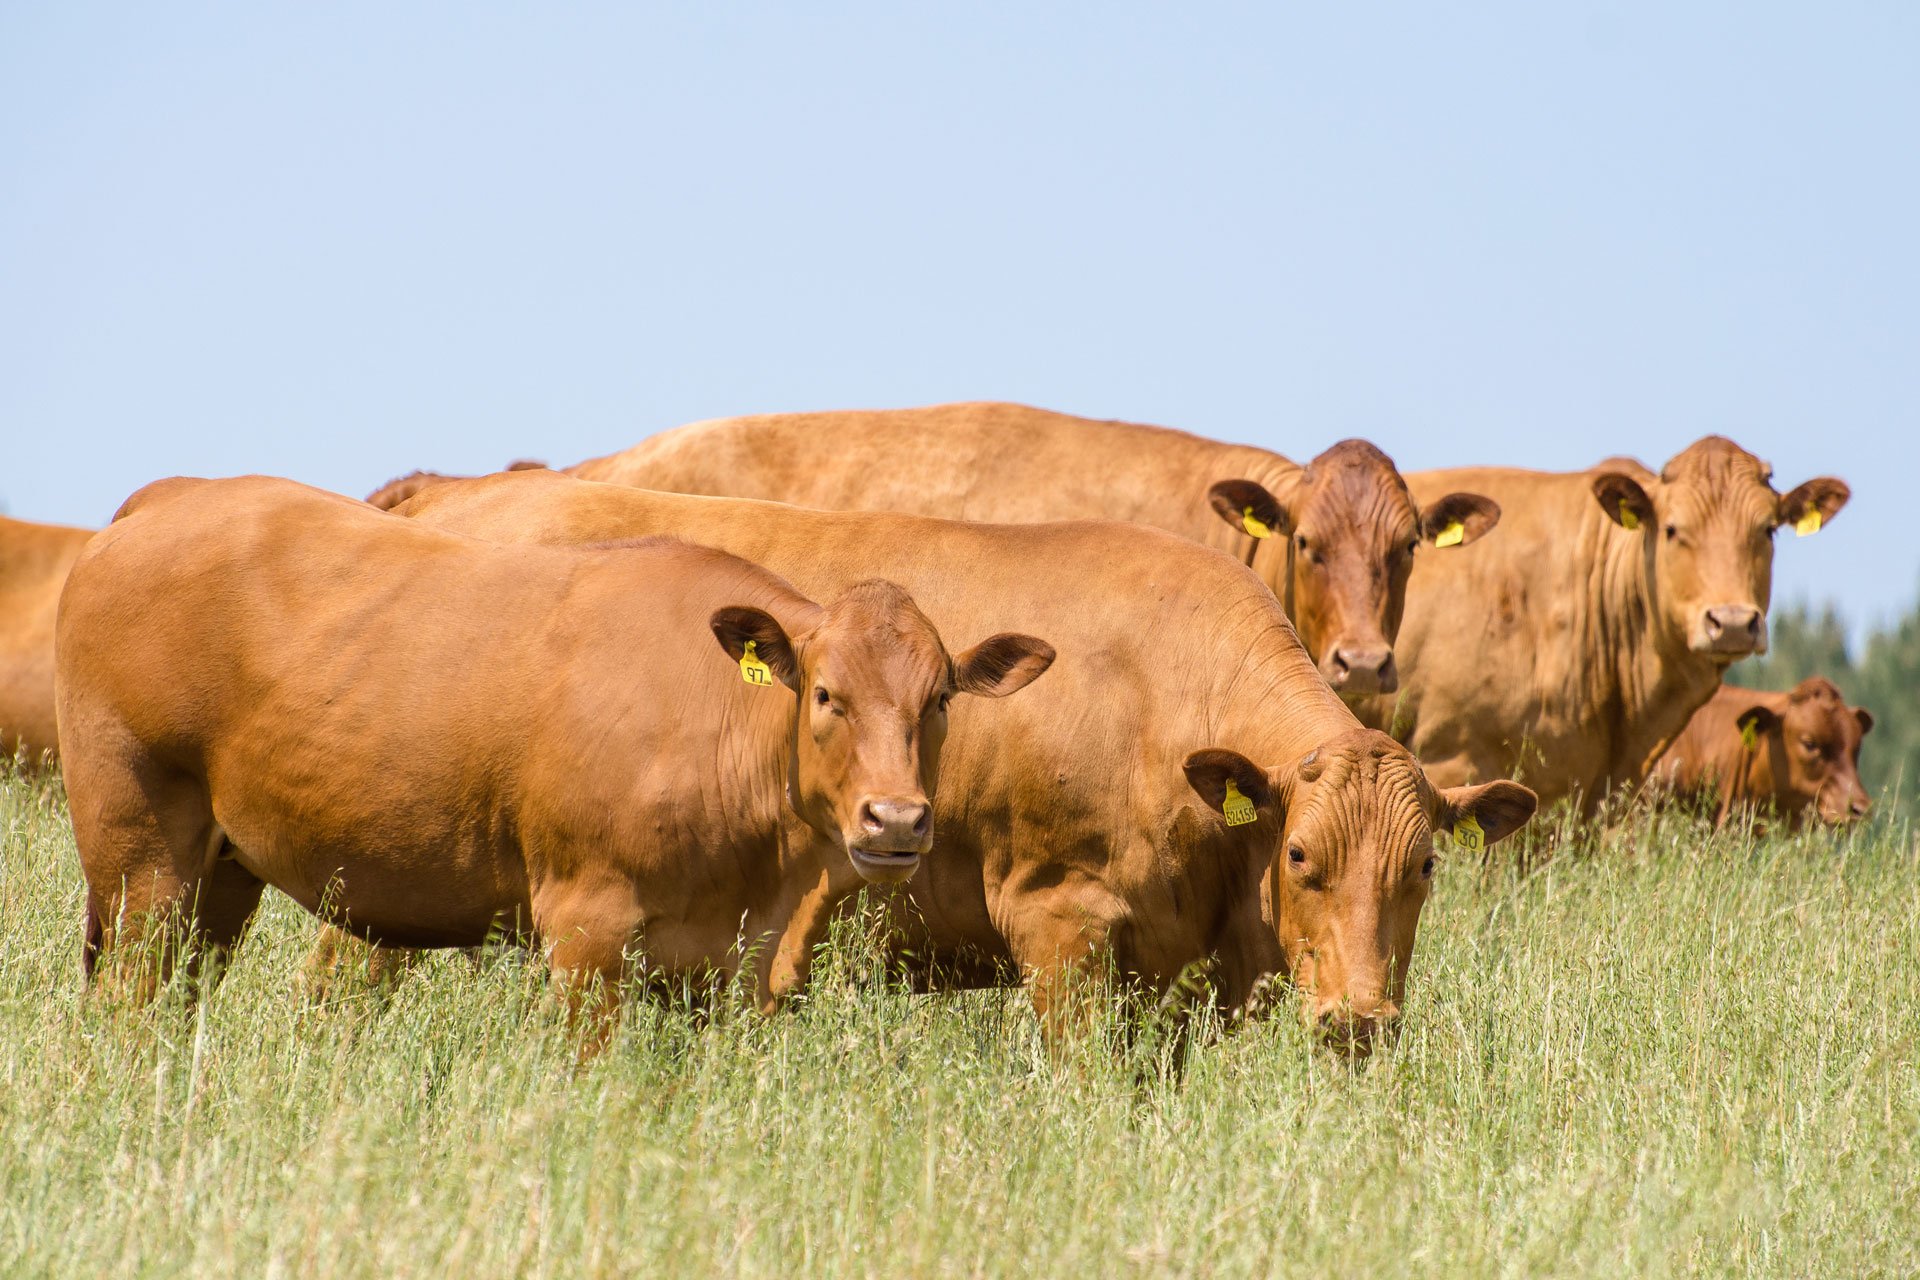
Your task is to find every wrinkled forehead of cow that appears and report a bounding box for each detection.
[1294,440,1418,530]
[1657,436,1778,513]
[1782,677,1858,734]
[1287,729,1435,861]
[806,580,953,691]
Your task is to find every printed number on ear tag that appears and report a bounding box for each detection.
[1222,779,1258,826]
[1433,520,1466,549]
[1453,814,1485,854]
[1794,508,1823,537]
[1741,720,1759,751]
[1619,502,1640,532]
[1241,507,1272,539]
[739,640,774,687]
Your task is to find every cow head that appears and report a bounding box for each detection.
[1186,729,1534,1054]
[1732,677,1873,827]
[712,581,1053,885]
[1208,442,1500,699]
[1591,438,1848,662]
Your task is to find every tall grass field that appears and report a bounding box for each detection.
[1,766,1915,1277]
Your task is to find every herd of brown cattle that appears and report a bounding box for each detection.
[2,401,1870,1053]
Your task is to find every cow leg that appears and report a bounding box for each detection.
[302,924,420,1000]
[533,876,642,1055]
[1003,889,1126,1054]
[67,734,254,1003]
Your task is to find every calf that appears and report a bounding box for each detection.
[58,476,1051,1021]
[1653,678,1873,828]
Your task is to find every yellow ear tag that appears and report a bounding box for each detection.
[1741,719,1759,751]
[1222,779,1258,826]
[738,640,774,687]
[1241,507,1272,539]
[1433,520,1466,549]
[1794,508,1822,537]
[1619,502,1640,532]
[1453,813,1485,854]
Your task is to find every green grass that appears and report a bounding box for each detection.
[2,768,1916,1278]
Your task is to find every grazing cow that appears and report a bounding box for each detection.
[1362,437,1849,813]
[564,402,1503,699]
[0,515,94,766]
[394,470,1537,1050]
[1652,678,1873,828]
[57,476,1051,1023]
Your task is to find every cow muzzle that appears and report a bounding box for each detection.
[1311,997,1401,1057]
[847,796,932,883]
[1699,605,1766,657]
[1817,784,1871,827]
[1323,646,1398,697]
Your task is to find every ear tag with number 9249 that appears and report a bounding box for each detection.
[739,640,774,687]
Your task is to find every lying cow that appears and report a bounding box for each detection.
[390,469,1538,1051]
[371,402,1503,698]
[58,476,1051,1024]
[1652,677,1873,829]
[0,515,94,766]
[1363,437,1848,815]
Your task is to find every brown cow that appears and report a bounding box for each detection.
[394,470,1537,1050]
[563,402,1502,699]
[364,459,548,510]
[57,476,1052,1022]
[1652,678,1873,828]
[1363,437,1849,813]
[0,515,94,766]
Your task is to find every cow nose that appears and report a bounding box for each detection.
[1327,647,1397,696]
[1849,792,1872,819]
[1702,605,1764,655]
[856,797,933,851]
[1313,999,1400,1056]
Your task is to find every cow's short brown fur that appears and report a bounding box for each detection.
[57,476,1050,1027]
[0,515,94,766]
[395,470,1537,1051]
[1653,678,1872,828]
[1363,437,1848,814]
[564,402,1502,701]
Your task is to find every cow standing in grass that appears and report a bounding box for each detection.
[56,476,1051,1027]
[390,470,1538,1052]
[1652,677,1873,829]
[1360,437,1848,815]
[0,515,94,766]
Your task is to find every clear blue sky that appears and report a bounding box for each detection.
[4,5,1914,634]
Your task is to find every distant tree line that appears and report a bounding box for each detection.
[1725,581,1919,813]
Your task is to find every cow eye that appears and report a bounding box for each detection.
[1287,846,1306,866]
[813,687,831,707]
[1294,534,1308,552]
[1407,540,1420,557]
[936,693,951,713]
[1664,524,1679,542]
[1421,855,1435,878]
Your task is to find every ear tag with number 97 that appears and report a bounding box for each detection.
[1741,719,1759,751]
[1453,813,1485,853]
[1794,508,1823,537]
[1222,779,1258,826]
[1241,507,1272,540]
[1433,520,1466,549]
[1619,503,1640,532]
[739,640,774,687]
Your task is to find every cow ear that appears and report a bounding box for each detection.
[1854,707,1874,736]
[953,634,1055,698]
[1420,492,1501,549]
[710,606,804,694]
[1207,480,1290,541]
[1437,780,1537,847]
[1735,704,1781,738]
[1777,477,1849,534]
[1183,748,1277,823]
[1592,473,1654,532]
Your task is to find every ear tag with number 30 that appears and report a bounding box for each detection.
[739,640,774,687]
[1619,503,1640,532]
[1794,508,1823,537]
[1741,719,1759,751]
[1453,813,1485,854]
[1241,507,1272,540]
[1433,520,1466,549]
[1222,779,1258,826]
